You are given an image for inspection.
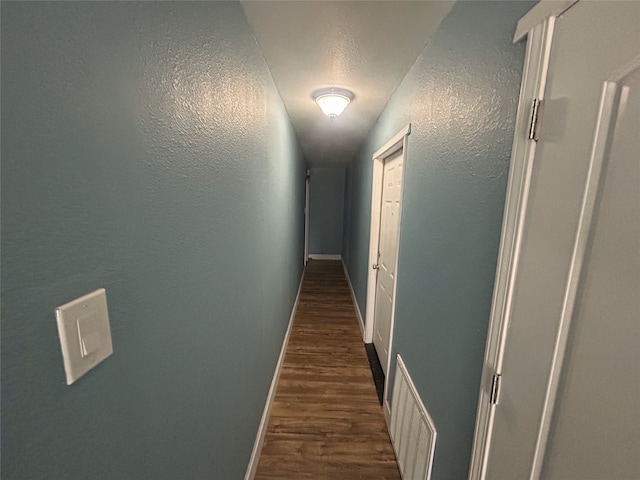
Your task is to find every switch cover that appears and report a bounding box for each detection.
[55,288,113,385]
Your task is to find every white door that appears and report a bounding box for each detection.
[539,61,640,480]
[373,148,403,376]
[482,3,640,479]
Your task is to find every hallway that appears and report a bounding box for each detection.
[255,260,400,479]
[1,2,552,478]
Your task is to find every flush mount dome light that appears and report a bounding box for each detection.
[313,88,354,117]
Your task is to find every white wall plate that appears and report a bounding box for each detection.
[55,288,113,385]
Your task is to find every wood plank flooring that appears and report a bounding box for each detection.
[255,260,401,480]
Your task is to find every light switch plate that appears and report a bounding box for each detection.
[55,288,113,385]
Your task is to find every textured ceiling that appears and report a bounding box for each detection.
[241,1,454,167]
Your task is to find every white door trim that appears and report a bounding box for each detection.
[364,124,410,401]
[514,0,577,42]
[468,12,559,480]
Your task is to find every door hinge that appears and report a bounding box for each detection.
[528,98,543,141]
[489,374,502,405]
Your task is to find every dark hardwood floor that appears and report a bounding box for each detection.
[255,260,401,480]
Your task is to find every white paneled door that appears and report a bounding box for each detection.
[373,148,403,376]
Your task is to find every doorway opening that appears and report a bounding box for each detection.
[364,124,410,413]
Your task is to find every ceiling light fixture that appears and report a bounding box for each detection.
[313,88,354,118]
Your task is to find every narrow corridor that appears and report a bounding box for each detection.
[255,260,400,479]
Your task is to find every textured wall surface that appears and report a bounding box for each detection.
[308,168,346,255]
[342,2,533,478]
[1,2,305,479]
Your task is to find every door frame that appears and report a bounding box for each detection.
[304,169,310,265]
[364,124,410,397]
[468,2,581,478]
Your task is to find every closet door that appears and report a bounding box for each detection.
[484,2,640,479]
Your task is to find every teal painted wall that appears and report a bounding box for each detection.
[342,2,534,478]
[308,168,345,256]
[1,2,305,479]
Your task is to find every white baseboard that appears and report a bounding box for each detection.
[308,254,342,260]
[244,272,304,480]
[342,259,365,337]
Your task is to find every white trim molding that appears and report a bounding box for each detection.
[514,0,578,42]
[308,254,342,261]
[372,123,411,160]
[342,259,365,335]
[244,272,305,480]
